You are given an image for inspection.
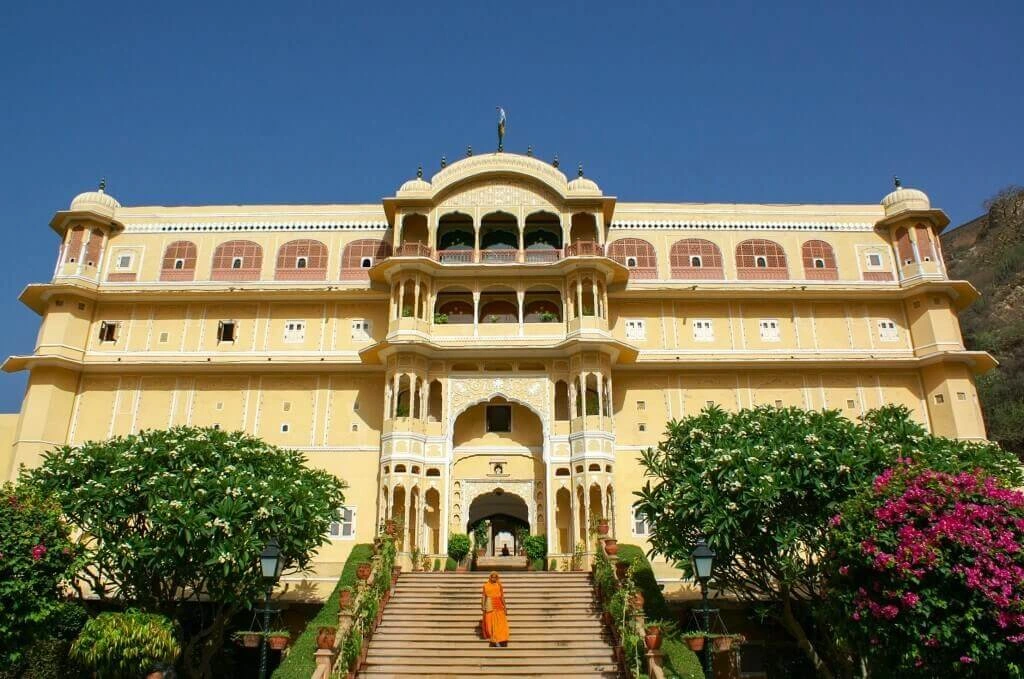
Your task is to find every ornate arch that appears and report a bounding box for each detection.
[446,376,551,461]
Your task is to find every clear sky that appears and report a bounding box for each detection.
[0,1,1021,412]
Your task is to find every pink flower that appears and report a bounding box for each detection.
[839,566,849,576]
[901,592,920,608]
[852,611,860,621]
[31,544,46,561]
[830,514,842,527]
[960,656,973,664]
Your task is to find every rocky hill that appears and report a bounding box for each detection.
[941,187,1024,455]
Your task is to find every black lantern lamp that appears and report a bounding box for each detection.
[258,538,283,679]
[690,538,716,679]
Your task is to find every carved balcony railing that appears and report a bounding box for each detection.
[395,242,433,258]
[565,241,605,257]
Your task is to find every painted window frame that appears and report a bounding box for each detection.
[625,319,646,340]
[758,318,781,342]
[692,319,714,342]
[283,320,306,344]
[328,506,356,540]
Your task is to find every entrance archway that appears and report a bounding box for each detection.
[468,490,529,557]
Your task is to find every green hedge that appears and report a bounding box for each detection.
[271,543,373,679]
[616,544,702,678]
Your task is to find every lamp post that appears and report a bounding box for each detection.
[258,538,283,679]
[690,538,716,679]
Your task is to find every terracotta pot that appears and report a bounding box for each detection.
[713,636,734,652]
[597,518,610,536]
[604,538,619,556]
[476,548,485,557]
[316,626,337,650]
[338,589,352,608]
[644,625,662,650]
[356,563,371,581]
[685,636,705,652]
[456,564,468,573]
[267,634,289,651]
[613,646,624,663]
[629,591,645,610]
[385,519,397,536]
[239,632,260,648]
[391,565,402,579]
[615,560,629,580]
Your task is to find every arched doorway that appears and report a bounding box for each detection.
[468,490,529,557]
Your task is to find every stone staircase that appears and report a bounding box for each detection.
[360,571,619,678]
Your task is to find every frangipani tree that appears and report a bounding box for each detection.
[635,404,1020,678]
[24,427,347,679]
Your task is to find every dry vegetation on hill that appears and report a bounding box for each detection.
[942,187,1024,456]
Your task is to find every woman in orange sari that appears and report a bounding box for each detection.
[481,571,510,647]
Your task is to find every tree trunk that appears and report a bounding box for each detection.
[779,589,834,679]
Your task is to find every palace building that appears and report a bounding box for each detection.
[0,152,993,594]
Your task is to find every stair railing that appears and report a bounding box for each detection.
[592,545,667,679]
[313,536,398,679]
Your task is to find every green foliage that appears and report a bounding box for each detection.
[447,533,471,563]
[70,610,178,679]
[445,557,457,571]
[22,427,347,678]
[0,635,86,679]
[661,636,704,678]
[472,520,490,550]
[636,404,1020,677]
[522,534,547,562]
[0,482,79,669]
[432,558,441,571]
[271,543,372,679]
[433,313,448,324]
[615,544,671,621]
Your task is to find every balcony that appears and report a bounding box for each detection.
[391,243,608,265]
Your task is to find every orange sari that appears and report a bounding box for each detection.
[481,580,510,643]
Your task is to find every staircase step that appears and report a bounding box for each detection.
[367,639,611,651]
[360,674,620,679]
[361,662,620,674]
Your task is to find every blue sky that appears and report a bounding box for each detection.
[0,1,1021,412]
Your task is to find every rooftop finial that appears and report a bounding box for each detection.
[552,155,559,169]
[466,145,473,157]
[98,178,106,192]
[577,163,584,178]
[893,175,902,189]
[416,165,423,179]
[441,155,447,168]
[527,145,533,157]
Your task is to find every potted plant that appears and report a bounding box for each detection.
[411,547,422,571]
[316,626,337,650]
[539,310,558,323]
[644,623,663,650]
[267,630,290,651]
[356,562,372,581]
[338,586,353,609]
[682,632,705,652]
[571,542,586,571]
[596,516,610,536]
[523,534,547,571]
[384,519,397,537]
[401,305,413,318]
[233,631,261,648]
[472,521,490,557]
[433,312,448,324]
[603,538,619,556]
[487,314,501,323]
[447,532,471,572]
[432,558,441,572]
[713,633,743,652]
[421,555,432,572]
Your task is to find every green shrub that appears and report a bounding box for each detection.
[70,610,178,679]
[616,544,701,678]
[432,558,441,572]
[523,534,547,562]
[662,637,704,678]
[532,559,546,571]
[447,533,471,563]
[445,557,457,571]
[271,543,372,679]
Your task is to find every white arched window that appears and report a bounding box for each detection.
[632,506,648,536]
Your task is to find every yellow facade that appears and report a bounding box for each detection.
[2,154,993,595]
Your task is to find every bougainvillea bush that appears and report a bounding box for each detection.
[828,465,1024,676]
[0,482,78,668]
[23,427,347,679]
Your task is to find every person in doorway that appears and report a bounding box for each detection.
[501,544,510,556]
[481,571,510,647]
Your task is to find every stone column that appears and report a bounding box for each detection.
[517,287,525,336]
[391,373,401,418]
[596,372,604,429]
[398,279,407,318]
[472,289,480,337]
[575,277,583,319]
[413,275,421,321]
